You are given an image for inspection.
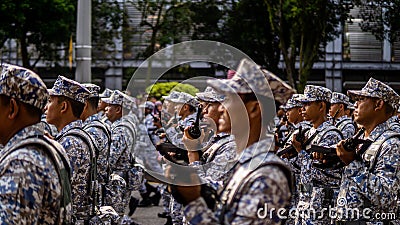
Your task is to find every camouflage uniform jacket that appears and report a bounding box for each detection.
[184,136,291,225]
[335,115,356,139]
[169,112,197,148]
[387,115,400,133]
[336,121,400,222]
[190,133,237,183]
[83,113,111,184]
[56,120,93,218]
[109,116,136,173]
[296,121,343,224]
[0,123,70,224]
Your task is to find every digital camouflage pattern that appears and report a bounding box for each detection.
[0,64,49,110]
[82,83,101,98]
[0,123,71,224]
[298,85,332,103]
[55,120,93,220]
[334,115,356,139]
[348,77,400,109]
[196,86,225,102]
[184,137,291,225]
[190,133,237,183]
[48,75,91,104]
[330,92,352,105]
[336,122,400,223]
[83,114,111,184]
[295,121,343,225]
[207,58,274,98]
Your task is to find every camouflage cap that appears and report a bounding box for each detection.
[298,85,332,103]
[196,86,225,102]
[48,75,91,104]
[330,92,351,105]
[280,94,304,110]
[82,83,100,98]
[99,88,113,98]
[163,91,181,101]
[207,58,273,98]
[348,78,400,109]
[169,92,199,107]
[0,64,49,110]
[102,90,131,109]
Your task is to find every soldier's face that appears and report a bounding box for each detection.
[329,103,341,118]
[200,101,222,129]
[45,96,63,127]
[105,104,121,122]
[353,96,376,125]
[301,101,322,122]
[286,107,302,124]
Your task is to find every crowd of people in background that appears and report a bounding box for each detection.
[0,58,399,225]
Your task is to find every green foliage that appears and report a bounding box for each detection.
[0,0,76,68]
[222,0,280,73]
[265,0,352,92]
[355,0,400,43]
[146,82,199,99]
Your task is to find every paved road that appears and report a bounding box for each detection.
[130,191,168,225]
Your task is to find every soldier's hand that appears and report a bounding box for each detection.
[312,152,325,161]
[182,127,204,151]
[336,140,355,165]
[292,134,302,152]
[187,151,200,163]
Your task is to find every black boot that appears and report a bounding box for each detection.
[128,196,139,216]
[164,216,172,225]
[151,191,161,206]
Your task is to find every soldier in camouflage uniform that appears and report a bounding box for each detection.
[182,86,237,183]
[278,94,312,224]
[0,64,72,224]
[46,75,97,224]
[335,78,400,224]
[292,85,344,225]
[98,88,113,126]
[329,92,356,139]
[171,58,292,224]
[81,83,112,207]
[103,90,139,215]
[386,105,400,133]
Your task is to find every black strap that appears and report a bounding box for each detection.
[56,128,98,216]
[83,120,111,156]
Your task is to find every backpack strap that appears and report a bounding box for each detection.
[219,151,293,223]
[366,131,400,172]
[56,128,98,216]
[202,135,234,163]
[0,135,72,224]
[112,120,137,163]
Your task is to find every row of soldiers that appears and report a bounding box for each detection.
[1,57,400,225]
[0,63,147,224]
[274,80,400,225]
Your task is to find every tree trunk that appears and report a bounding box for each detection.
[20,32,31,69]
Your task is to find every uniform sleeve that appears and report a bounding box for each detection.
[109,127,127,167]
[193,142,236,183]
[0,150,60,224]
[346,137,400,207]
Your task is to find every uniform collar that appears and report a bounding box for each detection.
[83,113,100,126]
[56,120,83,139]
[4,122,45,150]
[368,121,390,141]
[238,135,274,164]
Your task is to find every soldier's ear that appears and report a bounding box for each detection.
[60,100,68,114]
[374,99,384,111]
[115,105,122,114]
[8,98,19,120]
[246,100,261,120]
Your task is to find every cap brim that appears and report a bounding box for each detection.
[102,98,112,104]
[347,90,369,101]
[48,89,57,96]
